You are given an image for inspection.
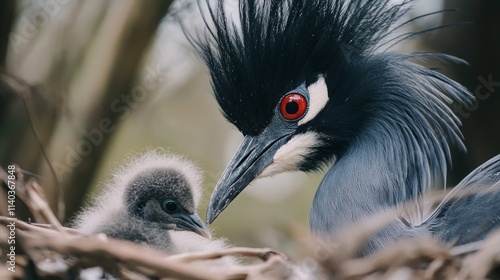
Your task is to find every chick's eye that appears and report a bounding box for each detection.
[161,199,178,214]
[280,93,307,120]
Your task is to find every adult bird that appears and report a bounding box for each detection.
[74,150,230,255]
[188,0,500,253]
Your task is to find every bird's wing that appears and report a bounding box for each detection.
[424,154,500,244]
[453,154,500,188]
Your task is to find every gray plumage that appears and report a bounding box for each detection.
[354,154,500,254]
[73,150,234,259]
[427,155,500,244]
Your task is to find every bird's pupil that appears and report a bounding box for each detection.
[286,102,299,114]
[166,202,177,212]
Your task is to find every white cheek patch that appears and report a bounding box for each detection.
[299,75,329,125]
[258,132,322,178]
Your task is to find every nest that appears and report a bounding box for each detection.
[1,166,499,280]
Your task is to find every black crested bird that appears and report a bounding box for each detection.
[186,0,500,254]
[74,151,226,254]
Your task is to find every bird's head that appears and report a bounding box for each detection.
[190,0,473,223]
[121,153,211,238]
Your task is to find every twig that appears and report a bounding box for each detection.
[2,167,63,230]
[167,247,287,263]
[26,180,63,230]
[0,217,71,235]
[20,232,221,280]
[449,240,484,256]
[28,222,81,234]
[458,230,500,279]
[339,238,450,278]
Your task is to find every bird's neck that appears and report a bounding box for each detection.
[310,123,431,236]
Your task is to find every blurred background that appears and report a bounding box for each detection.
[0,0,499,258]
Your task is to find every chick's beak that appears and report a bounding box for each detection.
[175,213,212,239]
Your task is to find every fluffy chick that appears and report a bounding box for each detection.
[74,150,236,265]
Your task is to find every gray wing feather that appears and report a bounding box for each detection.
[424,154,500,244]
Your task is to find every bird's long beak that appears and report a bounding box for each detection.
[175,213,212,239]
[206,130,291,224]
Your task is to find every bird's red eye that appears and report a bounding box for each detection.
[280,93,307,120]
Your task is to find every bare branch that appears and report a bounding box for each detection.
[168,247,287,263]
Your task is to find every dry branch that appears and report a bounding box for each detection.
[168,247,287,263]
